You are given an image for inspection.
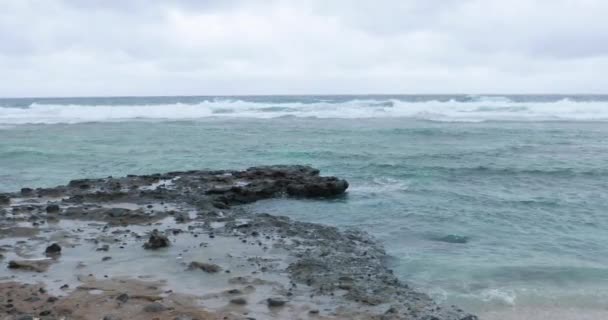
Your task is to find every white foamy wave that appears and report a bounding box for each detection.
[479,288,517,305]
[350,177,410,194]
[1,97,608,124]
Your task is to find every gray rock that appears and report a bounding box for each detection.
[267,297,287,307]
[8,260,51,272]
[45,204,60,213]
[188,261,221,273]
[230,297,247,305]
[115,293,129,303]
[143,302,168,313]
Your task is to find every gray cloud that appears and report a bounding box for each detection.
[0,0,606,97]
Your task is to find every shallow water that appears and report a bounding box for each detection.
[2,95,608,316]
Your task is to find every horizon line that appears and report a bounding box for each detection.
[2,93,608,100]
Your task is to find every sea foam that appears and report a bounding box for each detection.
[1,96,608,124]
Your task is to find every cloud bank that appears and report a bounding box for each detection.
[1,0,607,96]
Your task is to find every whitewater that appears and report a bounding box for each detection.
[1,95,608,124]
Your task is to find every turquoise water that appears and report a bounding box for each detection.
[1,95,608,314]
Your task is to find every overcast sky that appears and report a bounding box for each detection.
[1,0,607,97]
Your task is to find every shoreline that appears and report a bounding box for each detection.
[0,165,476,320]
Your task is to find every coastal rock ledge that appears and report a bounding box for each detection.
[0,165,476,320]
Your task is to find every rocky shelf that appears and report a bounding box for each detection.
[0,165,476,320]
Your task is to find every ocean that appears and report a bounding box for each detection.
[1,95,608,317]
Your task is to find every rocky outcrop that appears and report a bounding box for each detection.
[0,166,476,320]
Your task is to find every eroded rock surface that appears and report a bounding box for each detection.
[0,166,475,320]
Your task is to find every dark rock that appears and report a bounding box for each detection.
[188,261,221,273]
[8,260,51,272]
[102,256,112,261]
[0,195,9,205]
[15,316,34,320]
[45,243,62,256]
[267,297,287,307]
[97,244,110,251]
[230,297,247,305]
[103,316,121,320]
[115,293,129,303]
[286,178,348,198]
[45,204,60,213]
[143,230,169,249]
[143,302,168,312]
[20,188,34,195]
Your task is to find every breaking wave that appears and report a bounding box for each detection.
[2,96,608,124]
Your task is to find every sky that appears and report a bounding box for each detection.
[1,0,607,97]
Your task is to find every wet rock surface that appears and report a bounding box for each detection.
[0,165,476,320]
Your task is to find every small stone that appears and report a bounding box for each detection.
[230,298,247,305]
[103,315,122,320]
[143,302,168,313]
[97,244,110,251]
[116,293,129,303]
[227,289,242,294]
[24,296,41,302]
[15,316,34,320]
[267,297,287,307]
[102,256,112,261]
[45,204,60,213]
[45,243,62,256]
[143,230,169,250]
[47,297,58,303]
[188,261,221,273]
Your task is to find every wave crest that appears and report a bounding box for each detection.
[1,96,608,124]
